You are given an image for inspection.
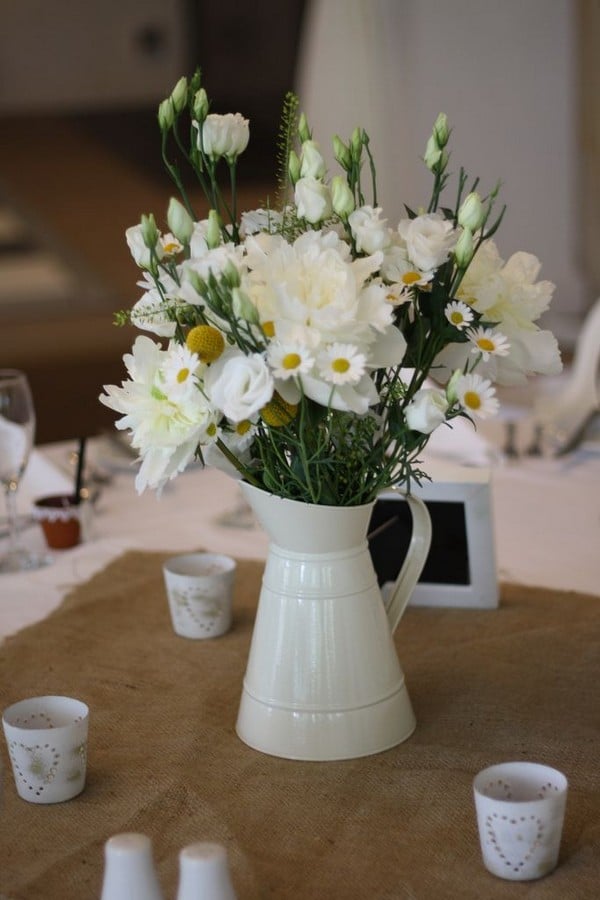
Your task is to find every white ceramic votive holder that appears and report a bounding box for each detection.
[473,761,568,881]
[176,842,237,900]
[2,695,89,804]
[163,553,236,639]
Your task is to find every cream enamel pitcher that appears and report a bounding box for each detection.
[236,482,432,761]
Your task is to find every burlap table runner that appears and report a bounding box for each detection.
[0,551,598,899]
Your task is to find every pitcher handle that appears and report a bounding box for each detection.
[383,490,432,634]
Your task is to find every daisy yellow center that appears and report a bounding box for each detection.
[332,358,350,373]
[402,271,421,285]
[477,337,495,352]
[282,353,301,370]
[163,241,180,254]
[236,420,252,436]
[177,367,190,383]
[186,325,225,363]
[450,311,464,324]
[206,422,217,437]
[261,393,298,427]
[463,391,481,410]
[262,320,275,338]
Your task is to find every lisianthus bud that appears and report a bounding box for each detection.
[140,213,159,249]
[167,197,194,244]
[433,112,449,147]
[201,113,250,162]
[351,127,362,156]
[454,227,474,268]
[294,176,333,224]
[206,209,221,248]
[424,134,442,172]
[298,112,311,143]
[445,369,463,405]
[158,99,174,131]
[458,192,485,231]
[331,175,355,219]
[170,76,188,114]
[232,287,259,323]
[288,149,301,185]
[223,260,241,288]
[300,140,326,179]
[333,135,351,170]
[193,87,209,122]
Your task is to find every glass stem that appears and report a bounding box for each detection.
[4,481,21,557]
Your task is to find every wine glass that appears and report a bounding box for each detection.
[0,370,50,572]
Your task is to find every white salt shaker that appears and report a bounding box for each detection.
[176,842,237,900]
[100,833,165,900]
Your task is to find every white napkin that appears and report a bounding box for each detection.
[18,450,73,511]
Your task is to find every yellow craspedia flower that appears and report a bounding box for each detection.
[186,325,225,363]
[260,393,298,427]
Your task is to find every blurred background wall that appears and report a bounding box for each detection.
[297,0,593,348]
[0,0,595,442]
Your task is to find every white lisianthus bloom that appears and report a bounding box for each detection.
[197,113,250,161]
[131,271,181,338]
[240,208,282,237]
[405,388,449,434]
[381,243,433,290]
[294,176,333,224]
[348,206,391,255]
[131,288,176,338]
[99,336,215,492]
[126,223,164,269]
[204,347,274,423]
[455,373,499,419]
[300,140,327,179]
[397,213,458,272]
[179,244,245,305]
[299,372,379,414]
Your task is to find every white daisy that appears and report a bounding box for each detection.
[445,300,474,331]
[159,343,201,396]
[467,327,511,361]
[267,343,315,380]
[317,343,367,385]
[455,373,499,419]
[160,232,184,256]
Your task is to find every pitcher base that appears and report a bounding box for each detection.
[236,686,416,761]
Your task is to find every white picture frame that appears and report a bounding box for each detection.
[374,459,498,609]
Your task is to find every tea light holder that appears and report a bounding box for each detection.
[473,761,568,881]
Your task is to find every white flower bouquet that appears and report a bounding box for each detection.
[101,71,561,505]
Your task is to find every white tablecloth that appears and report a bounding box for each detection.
[1,429,599,642]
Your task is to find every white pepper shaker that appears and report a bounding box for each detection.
[100,833,164,900]
[176,842,237,900]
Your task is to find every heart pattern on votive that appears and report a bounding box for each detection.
[9,741,61,798]
[485,811,545,875]
[173,589,223,632]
